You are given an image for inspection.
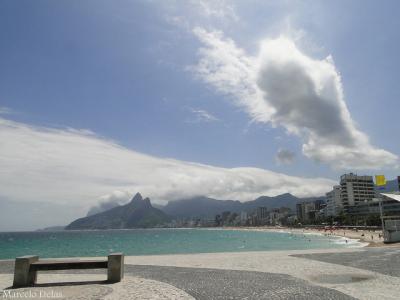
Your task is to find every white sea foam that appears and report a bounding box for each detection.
[264,229,368,248]
[303,232,324,237]
[332,236,368,248]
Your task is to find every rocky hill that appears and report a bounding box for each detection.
[66,193,171,230]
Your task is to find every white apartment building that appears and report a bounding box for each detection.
[340,173,375,211]
[240,211,248,225]
[326,185,342,217]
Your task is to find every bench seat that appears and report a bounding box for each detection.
[13,253,124,287]
[30,260,108,271]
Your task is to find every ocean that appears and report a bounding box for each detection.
[0,228,360,259]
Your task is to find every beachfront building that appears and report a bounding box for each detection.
[256,207,268,225]
[269,207,292,225]
[240,211,248,225]
[326,185,342,217]
[340,173,375,212]
[304,202,315,222]
[315,203,327,220]
[286,215,298,225]
[269,209,280,225]
[296,200,325,224]
[199,218,217,227]
[344,193,400,226]
[296,203,304,222]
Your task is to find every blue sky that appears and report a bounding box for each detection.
[1,0,400,229]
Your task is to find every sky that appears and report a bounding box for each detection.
[1,0,400,230]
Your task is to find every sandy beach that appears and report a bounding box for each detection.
[300,227,386,247]
[223,226,392,247]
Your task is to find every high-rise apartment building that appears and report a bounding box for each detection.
[326,185,342,217]
[340,173,375,211]
[256,207,268,221]
[296,200,324,223]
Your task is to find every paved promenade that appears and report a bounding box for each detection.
[1,247,400,299]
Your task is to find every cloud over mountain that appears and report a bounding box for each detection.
[0,117,334,210]
[192,28,398,170]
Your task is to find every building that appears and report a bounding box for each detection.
[269,209,280,225]
[340,173,375,212]
[326,185,342,217]
[255,207,268,225]
[347,193,400,217]
[249,214,258,226]
[269,207,292,225]
[256,207,269,223]
[296,200,325,223]
[296,203,304,222]
[313,199,325,211]
[286,215,298,225]
[199,219,216,227]
[303,202,317,222]
[240,211,248,225]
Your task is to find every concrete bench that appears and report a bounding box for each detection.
[13,253,124,288]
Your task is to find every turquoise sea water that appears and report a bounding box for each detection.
[0,228,356,259]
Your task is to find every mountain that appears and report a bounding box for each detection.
[66,193,171,230]
[162,196,243,218]
[241,193,301,212]
[162,193,324,219]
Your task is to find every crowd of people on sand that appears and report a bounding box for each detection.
[301,226,384,244]
[233,226,385,245]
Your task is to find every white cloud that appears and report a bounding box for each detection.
[0,117,335,210]
[192,28,398,170]
[196,0,239,22]
[188,107,220,123]
[191,28,273,123]
[276,148,296,165]
[163,0,239,31]
[0,106,13,115]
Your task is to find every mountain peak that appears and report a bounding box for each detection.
[66,193,170,230]
[143,197,152,207]
[130,192,143,204]
[129,193,154,209]
[277,193,296,198]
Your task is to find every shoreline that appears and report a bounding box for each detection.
[222,226,395,248]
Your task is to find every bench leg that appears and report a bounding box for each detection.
[107,253,124,282]
[13,256,39,288]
